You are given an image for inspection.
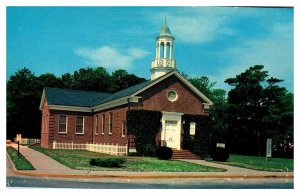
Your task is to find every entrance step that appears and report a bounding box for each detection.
[172,149,202,160]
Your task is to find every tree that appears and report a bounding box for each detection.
[7,68,40,139]
[72,67,112,92]
[189,76,216,101]
[6,66,147,140]
[111,69,146,92]
[225,65,293,156]
[37,73,64,89]
[187,75,228,156]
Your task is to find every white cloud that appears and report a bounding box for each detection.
[155,7,244,43]
[75,46,149,69]
[209,22,294,91]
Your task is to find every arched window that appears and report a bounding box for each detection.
[166,42,170,59]
[160,42,164,58]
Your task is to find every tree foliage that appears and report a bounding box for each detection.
[186,75,228,156]
[126,110,162,156]
[225,65,293,157]
[6,67,146,139]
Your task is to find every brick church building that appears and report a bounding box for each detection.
[39,21,213,153]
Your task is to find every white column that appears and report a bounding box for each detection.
[163,41,167,59]
[158,42,161,58]
[169,44,173,59]
[156,43,159,59]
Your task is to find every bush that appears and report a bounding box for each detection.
[182,114,210,158]
[156,146,173,160]
[211,147,229,162]
[127,110,162,156]
[89,157,126,167]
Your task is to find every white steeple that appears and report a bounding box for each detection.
[151,18,176,80]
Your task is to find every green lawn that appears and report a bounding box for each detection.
[7,146,35,170]
[206,154,293,172]
[30,146,225,172]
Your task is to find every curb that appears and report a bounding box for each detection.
[7,149,294,180]
[12,169,294,180]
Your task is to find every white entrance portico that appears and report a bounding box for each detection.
[161,111,183,150]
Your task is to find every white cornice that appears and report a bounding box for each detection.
[92,96,140,112]
[48,105,92,113]
[43,95,140,113]
[39,89,46,110]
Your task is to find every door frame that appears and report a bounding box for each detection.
[161,111,183,150]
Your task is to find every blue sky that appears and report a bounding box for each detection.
[7,6,294,92]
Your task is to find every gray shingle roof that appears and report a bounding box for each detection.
[44,87,112,107]
[44,80,152,108]
[98,80,152,104]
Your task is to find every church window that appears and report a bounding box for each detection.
[109,112,113,135]
[167,90,178,102]
[75,116,84,134]
[58,115,67,133]
[190,122,196,135]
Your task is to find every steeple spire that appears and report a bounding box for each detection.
[150,19,176,80]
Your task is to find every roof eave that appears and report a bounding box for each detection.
[92,96,140,112]
[130,70,213,105]
[39,89,46,111]
[48,105,93,113]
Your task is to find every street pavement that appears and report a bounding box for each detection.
[6,176,293,189]
[7,143,294,180]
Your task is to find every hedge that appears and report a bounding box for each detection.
[127,110,162,156]
[89,157,126,167]
[182,114,210,158]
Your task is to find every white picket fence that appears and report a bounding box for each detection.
[52,141,128,156]
[14,138,41,145]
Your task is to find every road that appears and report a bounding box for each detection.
[6,176,293,189]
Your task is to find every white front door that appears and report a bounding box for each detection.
[161,112,183,150]
[165,120,178,148]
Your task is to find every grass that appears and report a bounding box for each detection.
[7,146,35,170]
[206,154,293,172]
[30,146,225,172]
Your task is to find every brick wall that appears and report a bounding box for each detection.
[92,105,128,146]
[135,75,206,115]
[41,99,50,148]
[41,74,209,149]
[49,110,93,145]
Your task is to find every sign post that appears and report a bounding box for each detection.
[17,141,20,157]
[16,134,22,157]
[266,138,272,161]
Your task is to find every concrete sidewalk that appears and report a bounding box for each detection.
[6,143,293,179]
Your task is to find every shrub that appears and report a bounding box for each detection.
[211,147,229,162]
[156,146,173,160]
[182,114,210,158]
[127,110,162,156]
[89,157,126,167]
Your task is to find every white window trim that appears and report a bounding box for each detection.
[167,89,178,102]
[122,121,126,137]
[58,115,68,134]
[190,122,196,136]
[75,116,85,135]
[101,114,105,135]
[95,115,98,135]
[109,112,112,135]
